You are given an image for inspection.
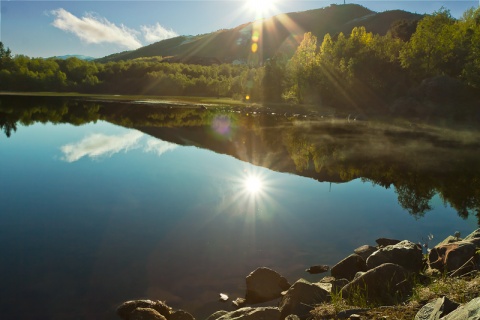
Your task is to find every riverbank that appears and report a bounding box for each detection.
[116,229,480,320]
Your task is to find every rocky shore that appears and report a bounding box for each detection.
[116,229,480,320]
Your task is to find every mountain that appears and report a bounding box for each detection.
[96,4,422,64]
[52,54,96,61]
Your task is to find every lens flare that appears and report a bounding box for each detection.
[245,175,263,193]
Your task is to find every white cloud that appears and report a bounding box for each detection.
[61,131,144,162]
[141,23,178,43]
[51,8,142,50]
[144,138,178,156]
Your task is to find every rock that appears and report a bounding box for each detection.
[284,315,300,320]
[232,298,247,308]
[336,309,369,319]
[366,240,423,272]
[441,297,480,320]
[316,277,349,294]
[414,297,459,320]
[205,311,228,320]
[170,310,195,320]
[340,263,412,305]
[428,241,477,275]
[376,238,401,247]
[117,300,172,320]
[331,254,367,281]
[305,265,329,274]
[353,245,377,261]
[464,229,480,241]
[245,267,291,304]
[130,308,166,320]
[219,293,229,302]
[279,279,330,319]
[216,307,280,320]
[436,236,462,247]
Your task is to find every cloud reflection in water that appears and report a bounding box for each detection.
[60,130,177,162]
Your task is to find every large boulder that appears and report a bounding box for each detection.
[216,307,280,320]
[414,297,459,320]
[428,241,477,275]
[442,297,480,320]
[279,279,330,320]
[353,245,377,261]
[340,263,412,305]
[366,240,423,272]
[245,267,291,304]
[117,300,172,320]
[376,238,401,247]
[331,254,367,281]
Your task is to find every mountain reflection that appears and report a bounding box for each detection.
[2,95,480,223]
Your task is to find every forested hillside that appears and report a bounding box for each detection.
[1,5,479,121]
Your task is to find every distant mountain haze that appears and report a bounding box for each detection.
[96,4,422,64]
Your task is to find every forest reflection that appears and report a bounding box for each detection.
[2,95,480,223]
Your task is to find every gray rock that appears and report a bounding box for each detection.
[245,267,291,304]
[117,300,172,320]
[414,297,459,320]
[366,240,423,272]
[441,297,480,320]
[130,308,167,320]
[216,307,280,320]
[305,265,329,274]
[428,241,477,274]
[340,263,411,305]
[354,245,377,261]
[376,238,401,247]
[316,277,349,294]
[331,254,367,281]
[279,279,330,319]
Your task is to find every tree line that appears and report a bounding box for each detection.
[1,7,479,111]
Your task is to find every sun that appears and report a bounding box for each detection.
[247,0,278,18]
[244,175,263,194]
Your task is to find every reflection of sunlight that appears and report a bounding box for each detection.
[60,131,178,162]
[247,0,278,19]
[245,175,263,194]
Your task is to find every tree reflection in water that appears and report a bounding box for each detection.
[2,94,480,224]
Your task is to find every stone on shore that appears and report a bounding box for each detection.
[331,254,367,281]
[428,241,477,274]
[353,245,377,261]
[414,296,459,320]
[216,307,280,320]
[340,263,412,305]
[305,265,329,274]
[441,297,480,320]
[205,311,228,320]
[366,240,423,272]
[279,279,329,319]
[375,238,401,247]
[170,310,195,320]
[130,308,167,320]
[117,300,172,320]
[245,267,291,304]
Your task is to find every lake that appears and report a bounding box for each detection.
[1,95,479,319]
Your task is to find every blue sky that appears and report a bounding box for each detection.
[1,1,478,58]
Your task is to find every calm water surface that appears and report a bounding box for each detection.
[0,97,478,319]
